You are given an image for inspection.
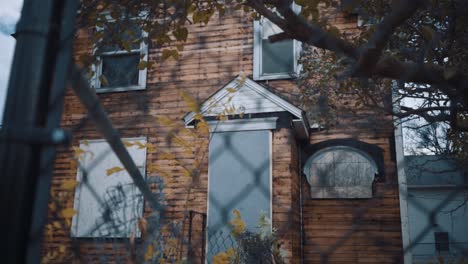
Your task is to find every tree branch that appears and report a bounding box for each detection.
[247,0,359,58]
[397,105,452,123]
[353,0,425,76]
[246,0,468,107]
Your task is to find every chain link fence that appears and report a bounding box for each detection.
[1,2,467,264]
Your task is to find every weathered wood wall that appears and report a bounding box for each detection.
[42,6,403,264]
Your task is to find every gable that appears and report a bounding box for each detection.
[205,82,284,116]
[183,76,309,139]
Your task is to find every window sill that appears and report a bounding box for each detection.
[95,85,146,93]
[253,73,297,81]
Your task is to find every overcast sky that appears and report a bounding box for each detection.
[0,0,23,122]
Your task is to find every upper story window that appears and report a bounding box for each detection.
[253,4,301,80]
[92,18,148,93]
[304,146,378,199]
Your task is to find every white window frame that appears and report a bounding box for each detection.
[253,3,302,81]
[205,128,273,261]
[91,15,148,93]
[71,137,147,238]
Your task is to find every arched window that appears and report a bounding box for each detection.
[304,146,378,199]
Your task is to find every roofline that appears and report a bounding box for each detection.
[183,75,310,139]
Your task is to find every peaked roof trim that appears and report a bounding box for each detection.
[184,76,301,122]
[183,76,310,139]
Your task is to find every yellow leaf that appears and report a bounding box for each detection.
[218,115,228,121]
[59,245,66,253]
[212,252,230,264]
[181,91,200,112]
[135,141,146,149]
[72,147,85,157]
[232,209,241,218]
[48,203,56,212]
[82,139,89,146]
[99,74,109,86]
[182,168,192,178]
[52,221,61,229]
[173,137,190,148]
[73,146,94,160]
[106,166,124,176]
[161,49,179,61]
[146,164,160,174]
[226,87,237,93]
[226,248,236,259]
[195,120,210,134]
[60,179,78,191]
[145,244,154,261]
[146,143,156,153]
[123,140,136,147]
[229,209,246,235]
[138,60,147,70]
[193,113,204,121]
[173,26,188,42]
[159,153,176,160]
[60,208,77,218]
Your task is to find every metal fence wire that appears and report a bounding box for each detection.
[2,2,468,264]
[40,109,468,264]
[21,57,468,264]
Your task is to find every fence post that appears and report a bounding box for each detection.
[188,210,194,260]
[202,213,207,263]
[0,0,78,263]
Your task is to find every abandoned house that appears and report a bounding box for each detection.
[42,3,407,264]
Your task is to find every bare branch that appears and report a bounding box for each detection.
[353,0,425,76]
[247,0,468,107]
[246,0,359,58]
[397,105,452,123]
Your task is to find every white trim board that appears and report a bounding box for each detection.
[207,117,278,132]
[393,83,412,264]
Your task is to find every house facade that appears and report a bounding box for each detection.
[43,4,404,264]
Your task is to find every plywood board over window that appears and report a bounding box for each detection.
[304,146,378,199]
[71,137,147,238]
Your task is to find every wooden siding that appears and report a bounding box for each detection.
[42,6,403,264]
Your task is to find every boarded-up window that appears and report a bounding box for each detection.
[206,131,271,261]
[304,146,377,199]
[71,138,147,238]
